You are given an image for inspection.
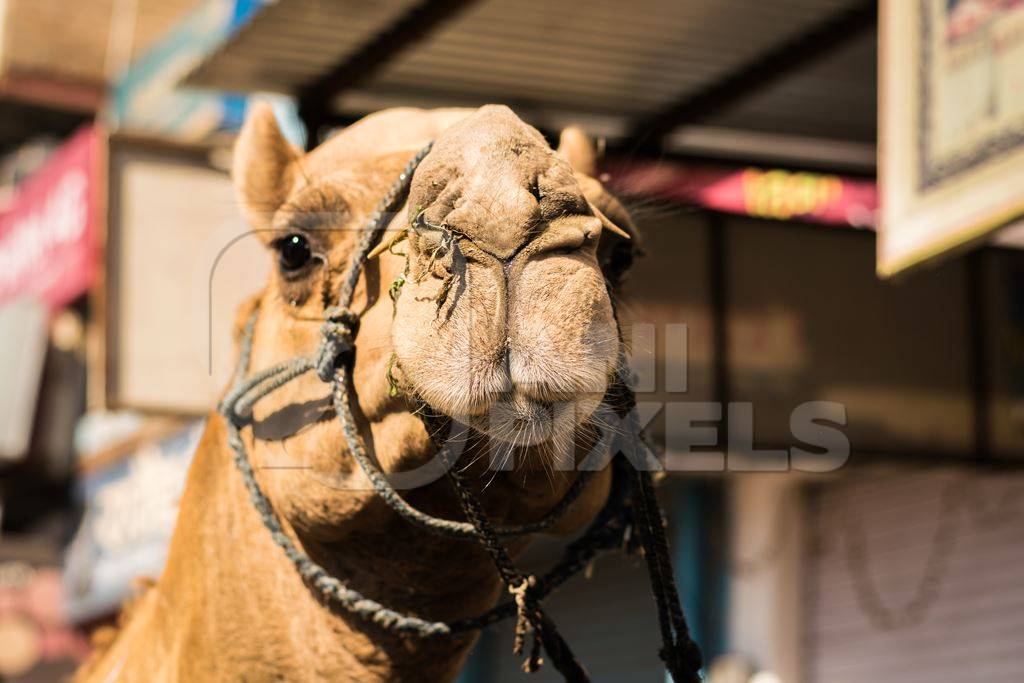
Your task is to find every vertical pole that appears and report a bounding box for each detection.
[707,211,730,660]
[967,250,990,460]
[669,212,732,676]
[707,212,730,460]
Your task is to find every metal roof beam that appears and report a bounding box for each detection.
[624,0,876,149]
[297,0,478,147]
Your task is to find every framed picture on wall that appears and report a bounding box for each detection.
[101,135,267,415]
[879,0,1024,276]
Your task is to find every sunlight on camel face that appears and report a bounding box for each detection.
[232,104,626,481]
[390,107,619,458]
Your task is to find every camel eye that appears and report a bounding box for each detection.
[275,233,312,272]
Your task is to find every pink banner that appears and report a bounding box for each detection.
[604,160,877,229]
[0,126,100,309]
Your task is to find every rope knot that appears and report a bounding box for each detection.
[509,575,537,611]
[509,576,543,673]
[315,307,360,382]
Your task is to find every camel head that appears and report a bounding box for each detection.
[75,105,658,683]
[230,104,635,538]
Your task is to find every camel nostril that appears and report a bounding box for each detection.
[529,180,542,203]
[498,337,511,370]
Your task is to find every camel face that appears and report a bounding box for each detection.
[393,106,618,453]
[229,104,625,488]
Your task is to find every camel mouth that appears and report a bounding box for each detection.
[459,390,605,453]
[474,396,559,447]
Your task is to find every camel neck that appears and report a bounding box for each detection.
[79,414,494,683]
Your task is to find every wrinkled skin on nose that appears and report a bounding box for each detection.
[391,105,619,449]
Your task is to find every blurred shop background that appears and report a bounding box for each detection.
[1,1,1024,681]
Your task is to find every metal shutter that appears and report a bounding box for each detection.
[804,469,1024,683]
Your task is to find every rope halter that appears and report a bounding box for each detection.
[218,141,704,683]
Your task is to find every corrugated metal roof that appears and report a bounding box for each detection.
[713,27,877,142]
[185,0,876,148]
[187,0,419,93]
[355,0,860,116]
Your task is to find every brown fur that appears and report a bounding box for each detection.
[77,105,633,682]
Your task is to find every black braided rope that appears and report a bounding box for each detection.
[606,377,704,683]
[217,141,704,682]
[446,463,589,681]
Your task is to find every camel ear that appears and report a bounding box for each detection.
[557,126,597,177]
[574,172,631,241]
[573,172,640,288]
[232,102,300,238]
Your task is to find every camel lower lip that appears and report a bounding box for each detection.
[445,390,606,445]
[464,398,567,446]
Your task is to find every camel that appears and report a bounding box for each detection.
[76,104,681,682]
